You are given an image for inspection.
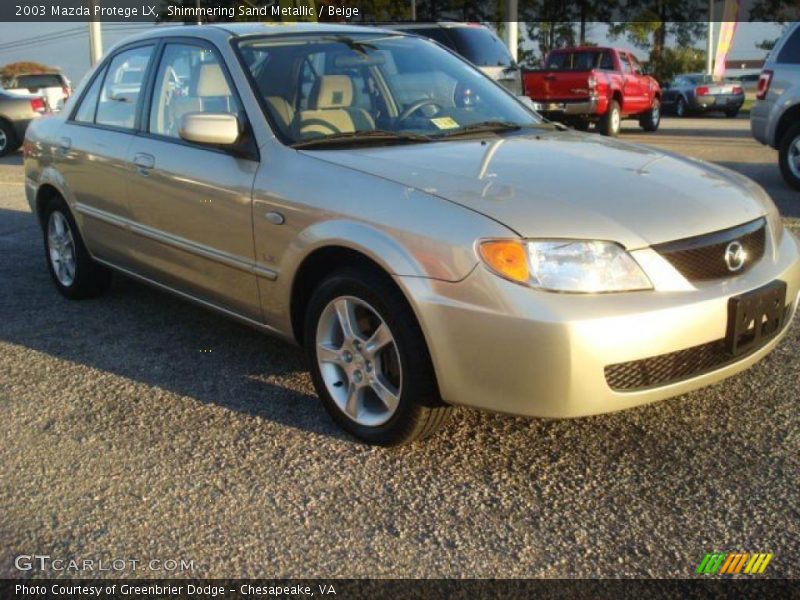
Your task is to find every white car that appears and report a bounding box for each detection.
[3,72,70,111]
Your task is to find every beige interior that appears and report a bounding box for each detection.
[296,75,374,137]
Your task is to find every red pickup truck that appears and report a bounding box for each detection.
[523,47,661,137]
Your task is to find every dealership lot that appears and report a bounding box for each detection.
[0,116,798,578]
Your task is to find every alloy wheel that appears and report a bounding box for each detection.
[48,211,77,287]
[789,136,800,180]
[0,128,7,153]
[315,296,402,427]
[611,108,620,133]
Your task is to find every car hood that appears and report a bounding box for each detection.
[302,130,769,249]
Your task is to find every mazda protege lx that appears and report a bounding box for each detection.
[24,24,800,445]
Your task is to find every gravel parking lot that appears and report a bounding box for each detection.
[0,115,798,579]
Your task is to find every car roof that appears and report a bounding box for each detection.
[116,22,395,43]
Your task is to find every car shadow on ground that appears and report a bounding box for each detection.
[0,151,23,166]
[0,207,349,442]
[644,122,752,139]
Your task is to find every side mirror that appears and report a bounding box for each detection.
[179,112,240,146]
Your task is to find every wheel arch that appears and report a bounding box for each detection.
[775,104,800,149]
[34,182,67,229]
[289,244,421,348]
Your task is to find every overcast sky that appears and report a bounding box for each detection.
[0,21,786,85]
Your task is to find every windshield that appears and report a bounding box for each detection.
[12,74,63,88]
[236,33,540,147]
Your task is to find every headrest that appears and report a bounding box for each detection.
[197,63,230,97]
[310,75,353,109]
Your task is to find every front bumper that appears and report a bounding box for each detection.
[400,229,800,418]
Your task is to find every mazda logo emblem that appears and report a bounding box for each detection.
[724,240,747,272]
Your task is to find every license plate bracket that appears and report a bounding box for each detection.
[726,280,787,356]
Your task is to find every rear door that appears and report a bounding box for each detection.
[58,43,156,266]
[124,39,261,320]
[620,52,646,113]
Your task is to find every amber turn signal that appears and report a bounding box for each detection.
[478,240,530,283]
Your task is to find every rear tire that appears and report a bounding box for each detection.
[42,197,112,299]
[639,98,661,132]
[675,96,686,118]
[0,121,16,157]
[778,121,800,191]
[304,266,452,446]
[725,108,739,118]
[598,100,621,137]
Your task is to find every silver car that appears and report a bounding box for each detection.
[24,24,800,445]
[750,22,800,189]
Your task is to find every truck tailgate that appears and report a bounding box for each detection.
[524,70,593,101]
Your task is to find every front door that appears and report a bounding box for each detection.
[125,41,261,321]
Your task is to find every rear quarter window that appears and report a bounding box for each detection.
[777,26,800,64]
[447,27,513,67]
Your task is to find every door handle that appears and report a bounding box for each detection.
[133,153,155,175]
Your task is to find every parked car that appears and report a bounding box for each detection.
[3,72,70,111]
[0,89,46,156]
[751,22,800,190]
[385,22,522,95]
[662,73,745,118]
[523,46,661,136]
[24,24,800,445]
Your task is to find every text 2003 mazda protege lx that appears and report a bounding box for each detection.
[24,24,800,445]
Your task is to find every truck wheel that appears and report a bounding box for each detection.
[305,266,453,446]
[675,97,686,117]
[639,99,661,132]
[778,121,800,191]
[598,100,621,137]
[0,121,16,157]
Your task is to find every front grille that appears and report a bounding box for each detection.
[654,218,766,281]
[604,305,792,391]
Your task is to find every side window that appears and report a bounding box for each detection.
[73,65,107,123]
[630,55,644,75]
[620,54,633,74]
[149,43,241,139]
[777,27,800,64]
[95,45,154,130]
[599,52,614,70]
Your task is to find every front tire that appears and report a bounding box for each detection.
[639,98,661,132]
[778,121,800,191]
[43,197,112,299]
[598,100,621,137]
[304,266,452,445]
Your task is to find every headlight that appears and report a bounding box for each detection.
[478,239,652,293]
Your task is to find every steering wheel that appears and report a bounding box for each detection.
[397,99,443,123]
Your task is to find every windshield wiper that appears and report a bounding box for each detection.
[291,129,432,149]
[434,120,524,139]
